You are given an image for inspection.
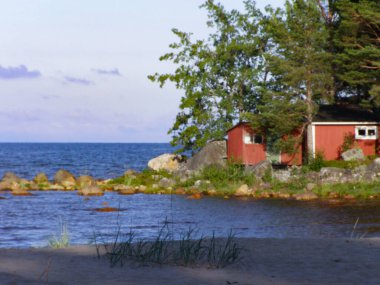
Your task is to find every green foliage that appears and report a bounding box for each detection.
[307,152,326,171]
[109,169,174,187]
[341,132,356,152]
[149,0,268,153]
[196,162,255,190]
[49,221,70,248]
[334,0,380,106]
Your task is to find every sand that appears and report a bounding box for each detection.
[1,238,380,285]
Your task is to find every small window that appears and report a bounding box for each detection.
[244,134,254,144]
[244,133,263,144]
[254,135,263,144]
[355,126,378,140]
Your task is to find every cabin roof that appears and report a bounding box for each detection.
[313,105,380,123]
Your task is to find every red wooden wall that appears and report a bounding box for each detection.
[314,124,380,160]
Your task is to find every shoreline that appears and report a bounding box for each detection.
[1,237,380,284]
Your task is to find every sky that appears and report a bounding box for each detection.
[0,0,283,143]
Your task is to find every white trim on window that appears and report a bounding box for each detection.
[355,126,378,140]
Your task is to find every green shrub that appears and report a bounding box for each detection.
[307,152,326,171]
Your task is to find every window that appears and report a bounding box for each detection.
[244,133,263,144]
[355,126,378,140]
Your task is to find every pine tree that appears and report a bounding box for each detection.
[249,0,333,156]
[335,0,380,106]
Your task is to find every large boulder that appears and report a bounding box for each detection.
[54,170,76,188]
[148,154,182,173]
[341,148,365,161]
[185,141,227,171]
[246,160,273,179]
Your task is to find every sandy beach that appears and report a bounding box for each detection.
[1,238,380,285]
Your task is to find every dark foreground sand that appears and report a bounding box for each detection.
[1,238,380,285]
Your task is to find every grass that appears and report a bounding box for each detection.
[49,221,70,248]
[95,222,242,269]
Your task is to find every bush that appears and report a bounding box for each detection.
[307,152,326,171]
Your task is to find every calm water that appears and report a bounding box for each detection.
[1,192,380,248]
[0,143,174,179]
[1,143,380,248]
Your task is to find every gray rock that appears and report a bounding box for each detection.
[273,170,291,182]
[320,167,353,184]
[148,154,183,173]
[246,160,273,179]
[186,141,227,171]
[341,148,365,161]
[158,177,175,188]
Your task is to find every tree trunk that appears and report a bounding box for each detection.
[306,77,314,160]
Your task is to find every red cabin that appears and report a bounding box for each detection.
[227,105,380,166]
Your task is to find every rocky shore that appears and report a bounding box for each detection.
[1,141,380,201]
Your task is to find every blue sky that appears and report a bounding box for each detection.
[0,0,282,142]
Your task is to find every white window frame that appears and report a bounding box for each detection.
[243,133,263,144]
[355,126,378,140]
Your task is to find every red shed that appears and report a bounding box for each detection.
[311,105,380,160]
[227,105,380,166]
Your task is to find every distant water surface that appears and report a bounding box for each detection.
[0,143,174,179]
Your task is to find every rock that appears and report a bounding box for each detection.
[273,170,291,182]
[306,183,316,192]
[185,141,227,171]
[206,189,217,196]
[158,177,175,189]
[187,193,202,200]
[77,175,96,189]
[341,148,365,161]
[54,170,76,188]
[319,167,353,184]
[246,160,272,179]
[0,181,12,191]
[234,184,252,197]
[114,185,136,195]
[10,182,31,196]
[137,185,147,193]
[148,154,183,173]
[343,194,355,200]
[33,173,49,184]
[2,172,21,183]
[78,185,104,196]
[49,184,66,191]
[304,171,320,183]
[294,192,318,201]
[366,159,380,179]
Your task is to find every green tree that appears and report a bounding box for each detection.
[149,0,268,153]
[249,0,333,156]
[335,0,380,106]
